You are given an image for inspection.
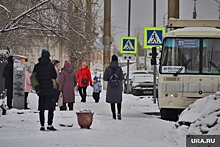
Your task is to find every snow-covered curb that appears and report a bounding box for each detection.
[175,92,220,135]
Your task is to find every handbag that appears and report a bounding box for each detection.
[81,68,88,84]
[81,78,88,84]
[58,92,63,106]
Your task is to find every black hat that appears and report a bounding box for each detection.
[41,50,50,58]
[52,59,60,65]
[111,54,118,61]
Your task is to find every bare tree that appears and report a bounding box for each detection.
[0,0,102,69]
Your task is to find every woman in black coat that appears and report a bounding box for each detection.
[103,55,124,120]
[33,51,57,131]
[2,56,13,109]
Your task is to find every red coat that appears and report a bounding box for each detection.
[76,66,92,87]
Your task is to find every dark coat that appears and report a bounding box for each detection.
[2,56,13,89]
[76,66,92,87]
[33,57,57,96]
[103,61,123,103]
[59,66,77,103]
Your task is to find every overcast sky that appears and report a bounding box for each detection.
[109,0,220,48]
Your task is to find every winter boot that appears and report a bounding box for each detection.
[112,113,116,119]
[40,126,45,131]
[47,126,57,131]
[117,114,121,120]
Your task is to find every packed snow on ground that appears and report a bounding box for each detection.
[0,86,219,147]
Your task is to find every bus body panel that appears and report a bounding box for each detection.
[158,74,219,109]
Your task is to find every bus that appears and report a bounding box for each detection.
[158,19,220,121]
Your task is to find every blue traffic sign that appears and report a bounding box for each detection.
[144,27,165,48]
[120,36,137,54]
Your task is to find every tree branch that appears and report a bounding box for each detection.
[5,0,50,31]
[0,4,10,13]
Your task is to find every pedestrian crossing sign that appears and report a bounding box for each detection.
[120,36,137,54]
[144,27,165,49]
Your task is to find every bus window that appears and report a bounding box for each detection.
[203,39,220,74]
[161,38,200,74]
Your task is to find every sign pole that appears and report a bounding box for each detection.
[126,60,130,94]
[153,0,157,104]
[126,0,131,94]
[153,60,157,103]
[144,25,165,103]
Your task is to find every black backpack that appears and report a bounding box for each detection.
[109,66,120,87]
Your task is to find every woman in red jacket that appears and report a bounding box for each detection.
[76,62,92,102]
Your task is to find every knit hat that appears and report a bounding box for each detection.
[111,54,118,61]
[41,48,47,53]
[93,76,98,81]
[41,50,50,58]
[64,61,71,67]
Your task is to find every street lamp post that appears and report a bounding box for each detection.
[163,12,168,27]
[193,0,197,19]
[215,0,220,19]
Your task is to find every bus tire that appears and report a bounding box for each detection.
[160,108,178,122]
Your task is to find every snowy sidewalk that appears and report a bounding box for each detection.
[0,86,181,147]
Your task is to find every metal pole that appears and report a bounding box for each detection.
[153,0,157,103]
[193,0,197,19]
[128,0,131,36]
[153,0,156,27]
[163,12,168,27]
[103,0,111,90]
[215,0,220,19]
[126,0,131,94]
[219,5,220,19]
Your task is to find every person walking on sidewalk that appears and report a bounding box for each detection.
[33,50,57,131]
[76,61,92,103]
[103,55,124,120]
[91,76,102,103]
[59,61,77,111]
[51,59,60,106]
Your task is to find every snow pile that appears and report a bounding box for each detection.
[163,92,220,146]
[175,92,220,135]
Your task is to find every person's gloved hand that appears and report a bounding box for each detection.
[90,84,93,87]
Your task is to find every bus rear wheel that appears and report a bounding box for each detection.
[160,108,179,122]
